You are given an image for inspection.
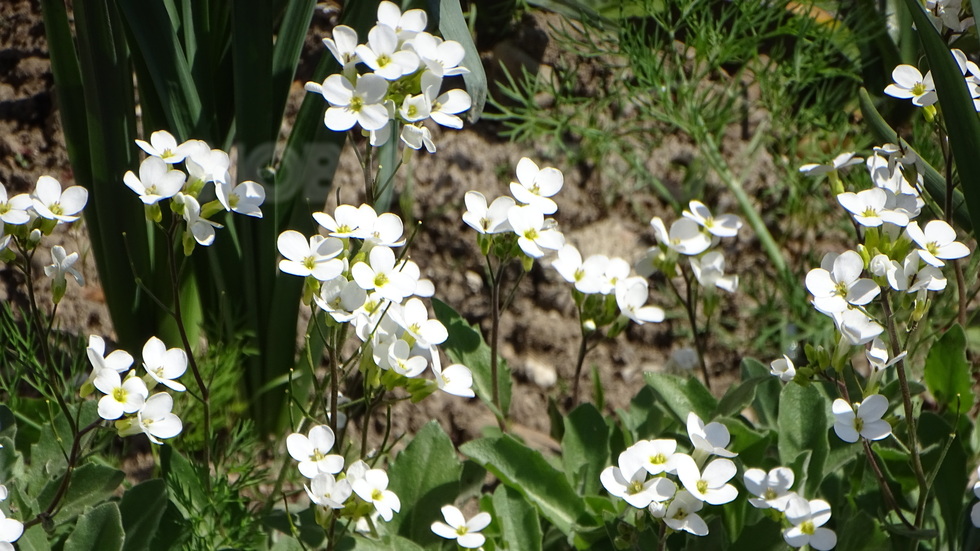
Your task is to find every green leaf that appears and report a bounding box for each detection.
[387,421,462,543]
[643,372,717,423]
[64,502,124,551]
[740,358,780,428]
[120,479,169,551]
[336,535,426,551]
[777,383,829,496]
[858,87,971,231]
[433,298,512,418]
[493,485,542,551]
[18,524,53,551]
[919,412,968,542]
[903,0,980,229]
[924,324,974,411]
[714,375,769,419]
[270,536,305,551]
[835,511,889,551]
[561,404,609,495]
[437,0,488,122]
[461,435,587,534]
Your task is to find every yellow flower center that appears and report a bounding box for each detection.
[800,520,816,535]
[374,272,389,287]
[113,387,128,402]
[649,453,666,465]
[911,82,927,96]
[696,480,709,494]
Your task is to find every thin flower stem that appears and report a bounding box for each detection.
[165,221,211,489]
[570,305,590,409]
[24,418,101,529]
[880,292,928,535]
[489,261,506,430]
[954,259,967,327]
[862,439,915,530]
[666,268,711,391]
[656,521,667,551]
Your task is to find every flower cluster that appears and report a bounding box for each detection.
[0,483,23,551]
[125,130,265,254]
[884,47,980,114]
[600,413,738,537]
[639,200,742,294]
[924,0,974,35]
[287,425,401,522]
[743,467,837,550]
[306,1,471,153]
[0,176,89,304]
[277,203,474,399]
[464,157,665,331]
[84,335,184,444]
[801,145,966,347]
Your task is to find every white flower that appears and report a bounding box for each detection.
[690,250,738,292]
[836,188,909,227]
[123,156,186,205]
[411,32,469,78]
[173,193,222,246]
[904,220,970,267]
[434,363,475,398]
[376,0,427,42]
[287,425,345,478]
[141,336,188,392]
[308,73,389,132]
[125,393,183,444]
[400,124,436,153]
[783,496,837,550]
[972,465,980,528]
[833,308,884,345]
[805,251,879,314]
[615,277,665,325]
[770,355,796,382]
[883,251,946,293]
[552,244,605,294]
[215,180,265,218]
[0,509,23,549]
[355,25,419,80]
[885,65,937,106]
[305,473,352,509]
[135,130,198,163]
[683,200,742,237]
[313,278,366,323]
[351,468,401,521]
[600,448,676,508]
[425,86,471,129]
[507,205,565,258]
[431,505,492,549]
[674,455,738,505]
[629,439,683,476]
[0,185,32,227]
[650,217,711,256]
[510,157,563,215]
[387,339,428,377]
[351,246,417,302]
[85,335,133,388]
[461,191,514,234]
[94,371,148,420]
[744,467,796,511]
[392,298,447,349]
[277,231,344,281]
[686,412,737,458]
[184,145,230,184]
[661,490,708,536]
[32,175,87,223]
[322,25,359,68]
[799,152,863,177]
[832,395,891,443]
[44,246,84,303]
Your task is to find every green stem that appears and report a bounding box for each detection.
[165,221,211,489]
[488,259,506,430]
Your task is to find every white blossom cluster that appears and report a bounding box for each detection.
[125,130,266,253]
[286,425,400,522]
[277,203,474,399]
[306,1,472,153]
[599,413,740,536]
[600,412,837,548]
[463,157,665,326]
[639,200,742,294]
[800,146,967,347]
[83,335,185,444]
[0,176,89,304]
[884,47,980,111]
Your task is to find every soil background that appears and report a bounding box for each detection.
[0,1,785,454]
